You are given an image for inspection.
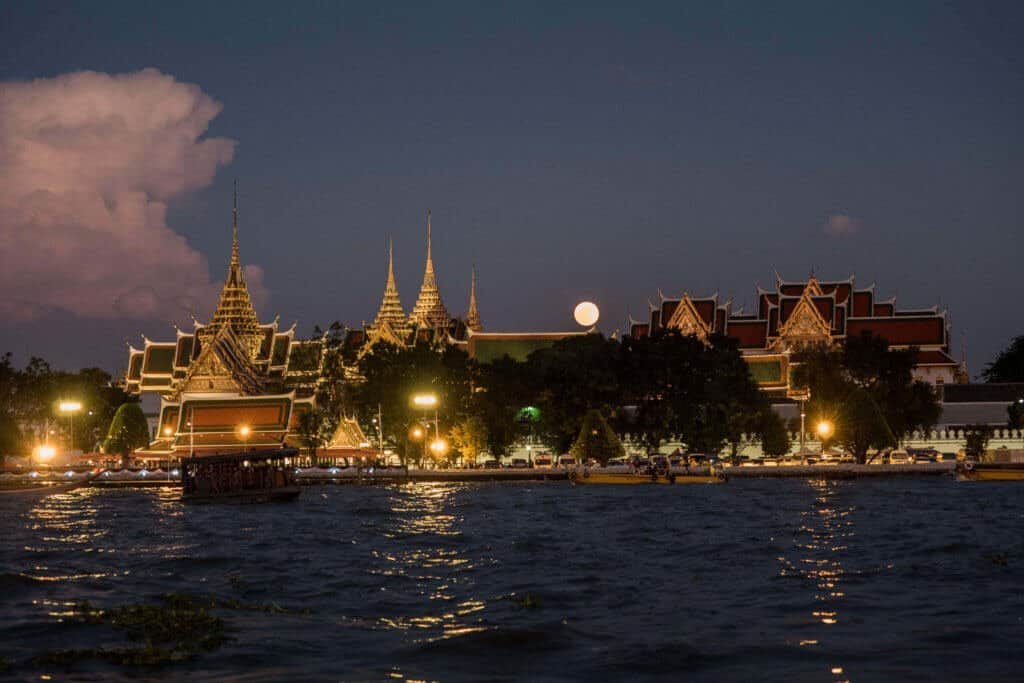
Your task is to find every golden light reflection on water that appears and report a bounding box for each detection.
[780,479,855,680]
[370,483,490,643]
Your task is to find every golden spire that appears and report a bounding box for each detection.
[409,209,449,328]
[370,237,407,331]
[203,184,261,348]
[466,265,482,331]
[228,179,242,286]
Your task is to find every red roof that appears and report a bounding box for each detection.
[728,320,768,348]
[912,349,957,365]
[846,317,945,346]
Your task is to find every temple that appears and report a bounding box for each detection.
[124,191,325,457]
[629,274,961,395]
[342,211,480,364]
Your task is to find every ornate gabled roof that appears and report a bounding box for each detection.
[409,210,450,328]
[202,186,261,346]
[466,266,482,332]
[180,324,265,396]
[370,238,408,332]
[664,293,712,343]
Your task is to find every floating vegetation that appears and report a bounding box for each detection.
[516,593,540,610]
[23,593,311,671]
[984,552,1009,567]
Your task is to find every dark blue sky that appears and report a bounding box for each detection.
[2,1,1022,375]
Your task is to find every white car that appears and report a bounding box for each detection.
[557,456,578,468]
[888,450,911,465]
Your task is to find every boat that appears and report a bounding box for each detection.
[181,448,302,503]
[0,469,105,499]
[569,468,726,485]
[955,461,1024,482]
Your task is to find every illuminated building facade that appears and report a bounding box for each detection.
[629,274,963,395]
[124,197,325,457]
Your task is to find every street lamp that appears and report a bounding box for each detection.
[430,438,448,463]
[412,393,441,448]
[238,424,251,450]
[59,401,82,454]
[408,425,425,468]
[35,444,56,470]
[816,420,834,455]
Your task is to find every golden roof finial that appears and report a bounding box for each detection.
[371,235,407,331]
[409,209,449,328]
[466,265,482,331]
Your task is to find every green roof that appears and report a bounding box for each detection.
[473,337,561,363]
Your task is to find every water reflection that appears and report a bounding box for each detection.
[372,483,489,642]
[779,479,855,680]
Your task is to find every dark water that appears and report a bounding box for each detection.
[1,479,1023,682]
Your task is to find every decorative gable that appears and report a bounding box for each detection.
[772,290,832,350]
[664,294,712,343]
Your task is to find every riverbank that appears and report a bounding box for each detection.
[2,462,960,490]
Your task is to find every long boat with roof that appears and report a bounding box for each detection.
[181,448,301,503]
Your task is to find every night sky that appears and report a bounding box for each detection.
[2,1,1021,376]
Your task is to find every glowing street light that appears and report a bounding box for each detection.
[36,444,56,461]
[816,420,834,440]
[429,438,448,459]
[409,426,424,441]
[58,400,83,454]
[412,394,438,408]
[163,425,174,437]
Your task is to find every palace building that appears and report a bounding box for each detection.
[124,195,326,457]
[629,274,964,395]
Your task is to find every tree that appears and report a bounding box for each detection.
[792,332,940,453]
[526,334,623,453]
[295,407,332,463]
[759,409,791,457]
[473,356,532,457]
[0,412,22,456]
[1009,401,1024,430]
[834,387,896,463]
[983,335,1024,383]
[103,403,150,465]
[569,409,625,465]
[354,341,472,462]
[449,416,489,466]
[964,424,993,461]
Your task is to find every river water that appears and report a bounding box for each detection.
[1,478,1022,682]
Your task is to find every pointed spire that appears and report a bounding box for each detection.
[466,265,482,331]
[202,185,261,352]
[370,236,407,332]
[409,209,449,329]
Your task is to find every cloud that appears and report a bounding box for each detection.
[0,68,266,322]
[823,214,860,238]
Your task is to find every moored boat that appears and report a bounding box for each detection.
[956,461,1024,482]
[569,469,726,485]
[181,448,301,503]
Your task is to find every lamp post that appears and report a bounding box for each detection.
[408,425,425,468]
[59,401,82,455]
[238,424,251,452]
[412,393,440,466]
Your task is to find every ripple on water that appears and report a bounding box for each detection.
[1,479,1024,681]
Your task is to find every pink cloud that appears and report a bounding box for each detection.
[823,214,861,238]
[0,68,266,322]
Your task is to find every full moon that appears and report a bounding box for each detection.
[574,301,600,327]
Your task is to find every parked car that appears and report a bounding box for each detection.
[508,458,529,469]
[482,460,501,469]
[908,447,939,463]
[534,455,553,468]
[888,450,911,465]
[557,456,578,468]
